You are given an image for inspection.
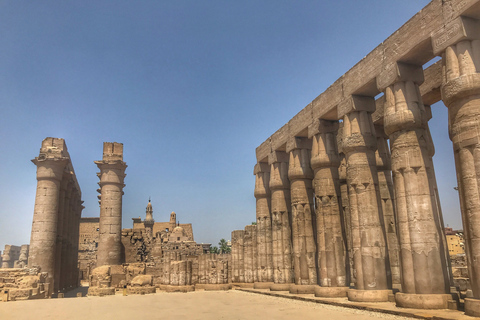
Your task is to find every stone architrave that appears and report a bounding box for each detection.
[254,163,273,285]
[243,224,257,283]
[95,142,127,267]
[269,151,294,289]
[374,125,401,290]
[378,62,451,309]
[434,19,480,316]
[310,120,348,297]
[341,97,390,302]
[287,137,317,291]
[29,138,69,296]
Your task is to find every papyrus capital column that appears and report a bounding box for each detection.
[310,119,349,297]
[433,16,480,316]
[253,162,273,284]
[29,138,69,296]
[287,137,317,290]
[95,142,127,267]
[268,151,294,287]
[379,62,451,308]
[341,96,390,302]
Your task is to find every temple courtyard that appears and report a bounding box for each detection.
[0,289,475,320]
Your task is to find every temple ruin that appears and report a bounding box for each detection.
[229,0,480,317]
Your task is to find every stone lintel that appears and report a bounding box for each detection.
[102,142,124,161]
[377,62,424,92]
[432,16,480,55]
[308,119,339,138]
[288,103,312,138]
[268,150,289,165]
[253,162,270,175]
[286,136,312,153]
[271,124,288,152]
[312,81,343,121]
[338,95,376,119]
[255,138,271,163]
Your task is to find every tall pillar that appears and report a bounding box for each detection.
[287,137,317,293]
[269,151,294,290]
[243,224,257,283]
[434,17,480,316]
[95,142,127,267]
[374,125,401,290]
[253,162,273,287]
[342,96,390,302]
[29,138,69,296]
[310,120,349,297]
[378,62,451,308]
[338,123,355,287]
[60,182,72,291]
[231,230,245,283]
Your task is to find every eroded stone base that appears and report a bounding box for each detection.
[289,284,316,294]
[232,283,254,289]
[465,298,480,317]
[126,286,156,295]
[270,283,293,291]
[203,284,232,291]
[395,293,452,309]
[253,282,274,289]
[314,286,348,298]
[347,289,390,302]
[87,287,116,296]
[164,285,195,293]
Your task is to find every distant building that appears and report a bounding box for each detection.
[444,228,465,256]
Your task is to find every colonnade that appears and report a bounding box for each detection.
[232,2,480,315]
[28,137,83,296]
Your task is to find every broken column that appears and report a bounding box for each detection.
[341,97,390,302]
[434,17,480,317]
[374,125,401,290]
[231,230,245,283]
[243,224,257,283]
[310,119,349,297]
[95,142,127,267]
[29,138,69,296]
[378,62,451,309]
[253,162,273,288]
[287,137,317,293]
[269,151,294,290]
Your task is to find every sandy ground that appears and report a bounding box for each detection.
[0,289,412,320]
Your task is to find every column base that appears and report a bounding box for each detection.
[253,282,274,289]
[395,293,452,309]
[289,284,316,294]
[202,284,232,291]
[314,286,349,298]
[347,289,390,302]
[465,298,480,317]
[164,285,195,293]
[232,283,254,288]
[270,283,293,291]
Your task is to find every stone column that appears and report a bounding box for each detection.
[287,137,317,294]
[60,182,72,291]
[378,62,451,309]
[231,230,245,283]
[54,174,68,292]
[337,123,355,287]
[310,120,349,297]
[341,96,389,302]
[374,125,401,291]
[29,138,69,296]
[269,151,294,290]
[434,17,480,316]
[95,142,127,267]
[253,162,274,288]
[243,224,257,283]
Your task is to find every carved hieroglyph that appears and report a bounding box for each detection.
[311,120,348,287]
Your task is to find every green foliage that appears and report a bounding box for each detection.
[209,246,219,254]
[251,222,257,225]
[219,238,231,254]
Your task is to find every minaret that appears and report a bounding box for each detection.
[145,199,154,236]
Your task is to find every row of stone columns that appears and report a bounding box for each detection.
[28,137,83,296]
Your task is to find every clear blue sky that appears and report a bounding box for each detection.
[0,0,461,252]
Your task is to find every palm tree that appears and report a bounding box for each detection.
[219,238,231,254]
[209,246,219,254]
